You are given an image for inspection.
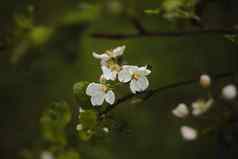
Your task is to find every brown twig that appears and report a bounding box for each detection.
[92,28,238,39]
[99,72,234,119]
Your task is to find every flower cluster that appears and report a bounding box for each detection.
[86,45,151,106]
[172,74,238,141]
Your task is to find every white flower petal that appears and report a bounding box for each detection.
[130,79,139,94]
[100,59,108,66]
[112,45,126,57]
[105,90,115,105]
[101,66,113,79]
[180,126,197,141]
[92,52,109,60]
[172,103,189,118]
[101,66,117,80]
[136,76,149,92]
[112,70,118,79]
[86,83,103,96]
[90,93,105,106]
[118,68,132,83]
[137,66,151,76]
[122,65,138,73]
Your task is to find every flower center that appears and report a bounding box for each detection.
[132,73,140,80]
[110,63,121,71]
[107,61,121,72]
[106,50,114,57]
[100,85,108,92]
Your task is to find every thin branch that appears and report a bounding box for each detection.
[92,28,238,39]
[99,72,234,119]
[129,16,147,34]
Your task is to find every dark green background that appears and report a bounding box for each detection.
[0,0,238,159]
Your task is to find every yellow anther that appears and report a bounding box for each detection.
[133,74,140,80]
[101,85,108,92]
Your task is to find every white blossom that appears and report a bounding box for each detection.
[92,45,126,66]
[180,126,198,141]
[101,65,118,80]
[200,74,211,88]
[103,127,109,133]
[86,82,115,106]
[41,151,54,159]
[192,98,214,116]
[222,84,237,100]
[118,65,151,94]
[87,129,92,134]
[172,103,189,118]
[76,124,83,131]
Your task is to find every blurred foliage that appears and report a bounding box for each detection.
[73,81,91,109]
[40,102,71,145]
[62,4,100,25]
[1,0,238,159]
[225,35,238,44]
[10,3,100,64]
[76,108,98,141]
[145,0,199,21]
[21,101,82,159]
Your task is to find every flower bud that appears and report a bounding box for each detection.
[181,126,198,141]
[172,103,189,118]
[192,98,214,116]
[76,124,83,131]
[103,127,109,133]
[200,74,211,88]
[222,84,237,100]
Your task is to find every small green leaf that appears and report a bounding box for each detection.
[29,26,53,46]
[77,109,98,141]
[40,101,71,145]
[79,110,97,129]
[73,81,92,109]
[78,130,93,141]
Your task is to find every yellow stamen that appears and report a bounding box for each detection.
[133,74,140,80]
[101,85,108,92]
[110,63,121,72]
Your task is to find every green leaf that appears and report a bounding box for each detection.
[78,130,93,141]
[225,35,238,44]
[145,0,199,20]
[29,26,54,46]
[163,0,183,12]
[40,101,71,145]
[73,81,92,109]
[79,109,97,130]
